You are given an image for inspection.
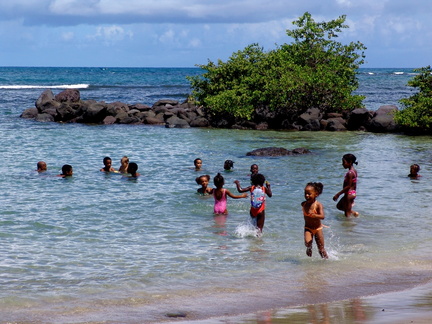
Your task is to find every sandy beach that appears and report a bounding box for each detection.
[167,280,432,324]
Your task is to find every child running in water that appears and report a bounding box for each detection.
[333,153,359,217]
[234,173,272,233]
[302,182,328,259]
[196,174,212,195]
[213,173,247,214]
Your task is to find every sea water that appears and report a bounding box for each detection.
[0,67,431,323]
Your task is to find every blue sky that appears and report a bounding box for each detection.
[0,0,431,68]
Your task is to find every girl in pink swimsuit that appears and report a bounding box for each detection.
[333,153,359,217]
[213,173,247,214]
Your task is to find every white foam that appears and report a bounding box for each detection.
[0,84,89,89]
[234,219,261,238]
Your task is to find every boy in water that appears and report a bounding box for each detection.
[408,164,421,179]
[194,158,202,171]
[100,156,116,172]
[58,164,73,178]
[126,162,140,177]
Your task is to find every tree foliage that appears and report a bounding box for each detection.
[187,12,366,125]
[394,66,432,132]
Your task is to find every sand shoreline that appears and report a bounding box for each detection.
[164,280,432,324]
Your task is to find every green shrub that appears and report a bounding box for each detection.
[187,12,366,125]
[394,66,432,133]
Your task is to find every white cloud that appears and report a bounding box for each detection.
[158,28,175,44]
[61,31,74,41]
[88,25,133,45]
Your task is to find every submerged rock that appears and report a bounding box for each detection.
[246,147,311,156]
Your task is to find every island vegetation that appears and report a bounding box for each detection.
[187,12,367,129]
[394,65,432,134]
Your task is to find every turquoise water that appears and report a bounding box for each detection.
[0,67,431,322]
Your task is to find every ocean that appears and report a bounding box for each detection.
[0,67,431,323]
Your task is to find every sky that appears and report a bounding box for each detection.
[0,0,431,68]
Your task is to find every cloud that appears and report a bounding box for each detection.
[0,1,431,67]
[61,31,74,41]
[87,25,133,45]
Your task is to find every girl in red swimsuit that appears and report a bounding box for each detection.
[333,153,359,217]
[234,173,272,233]
[302,182,328,259]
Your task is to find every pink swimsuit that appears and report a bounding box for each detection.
[213,189,227,214]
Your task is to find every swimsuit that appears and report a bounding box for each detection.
[302,201,323,235]
[213,189,227,214]
[348,190,356,197]
[345,170,357,198]
[304,226,323,235]
[250,186,266,217]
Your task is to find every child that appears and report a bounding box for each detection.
[194,158,203,171]
[408,164,421,179]
[213,173,247,214]
[234,173,272,233]
[36,161,47,172]
[58,164,73,178]
[333,153,358,217]
[249,164,259,184]
[118,156,129,173]
[223,160,234,171]
[196,174,212,195]
[100,156,116,172]
[302,182,328,259]
[126,162,140,177]
[250,164,259,177]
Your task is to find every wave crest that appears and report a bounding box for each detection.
[0,84,89,89]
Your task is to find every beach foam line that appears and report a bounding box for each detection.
[0,84,90,89]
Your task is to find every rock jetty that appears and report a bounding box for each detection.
[20,89,401,133]
[20,89,209,128]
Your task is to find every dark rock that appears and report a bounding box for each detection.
[326,112,343,118]
[118,116,141,124]
[131,103,152,111]
[79,102,107,123]
[20,107,38,119]
[165,116,190,128]
[114,111,129,121]
[256,122,269,130]
[292,147,311,154]
[298,108,322,131]
[246,147,311,156]
[367,105,399,133]
[189,117,209,127]
[166,311,187,318]
[54,89,80,102]
[153,99,179,107]
[35,89,56,111]
[347,108,370,130]
[103,116,117,125]
[154,106,169,114]
[144,116,165,125]
[326,117,347,131]
[56,103,78,122]
[36,113,55,122]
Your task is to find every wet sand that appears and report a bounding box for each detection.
[167,280,432,324]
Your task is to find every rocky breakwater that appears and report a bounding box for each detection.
[20,89,209,128]
[21,89,401,133]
